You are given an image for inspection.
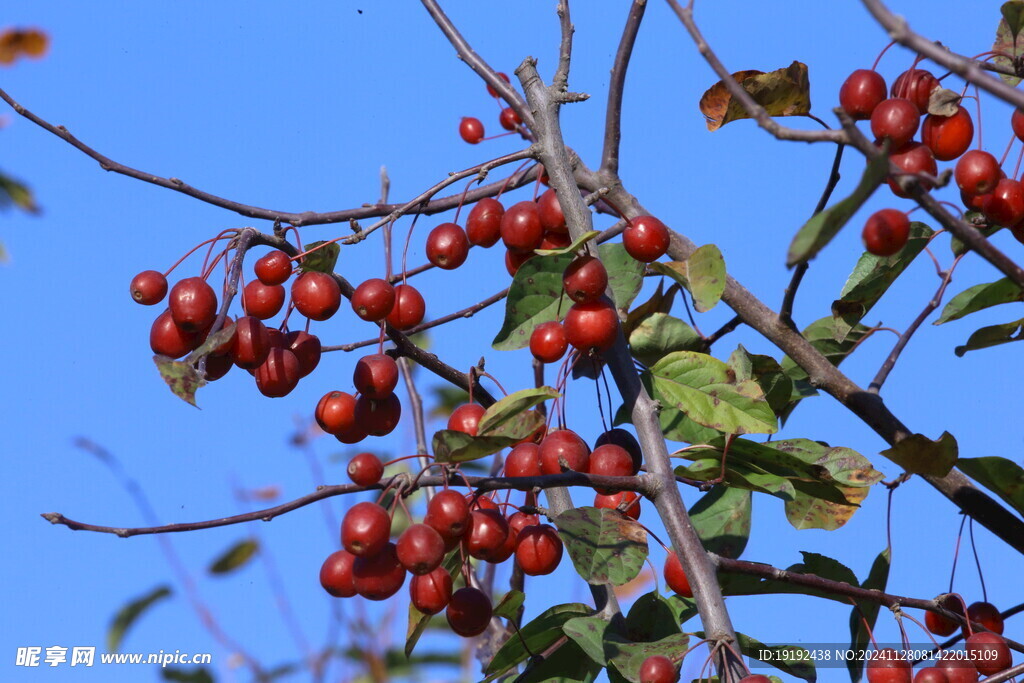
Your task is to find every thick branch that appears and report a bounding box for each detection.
[601,0,648,175]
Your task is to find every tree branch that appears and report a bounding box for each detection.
[601,0,648,175]
[553,0,574,92]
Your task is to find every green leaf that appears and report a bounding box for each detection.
[629,313,703,366]
[832,222,933,340]
[847,549,891,683]
[780,316,869,414]
[796,551,859,586]
[477,386,559,435]
[603,632,691,682]
[601,243,645,310]
[432,409,545,463]
[699,61,811,131]
[759,439,883,488]
[493,589,526,620]
[624,592,682,643]
[785,486,868,531]
[954,318,1024,356]
[686,245,726,312]
[935,278,1024,324]
[689,485,751,559]
[486,603,594,675]
[534,230,600,256]
[624,280,676,337]
[995,2,1024,85]
[553,507,649,586]
[298,240,340,274]
[694,631,816,682]
[563,616,612,665]
[648,351,778,435]
[209,538,259,574]
[519,640,601,683]
[881,431,958,477]
[1004,0,1024,34]
[786,154,889,267]
[108,585,172,652]
[957,456,1024,517]
[492,252,573,351]
[675,459,797,501]
[154,355,207,408]
[0,171,40,213]
[728,346,794,414]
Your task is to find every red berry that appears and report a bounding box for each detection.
[515,524,563,575]
[921,106,974,161]
[935,655,979,683]
[341,501,391,557]
[589,444,635,493]
[315,390,358,435]
[888,141,938,198]
[291,271,341,321]
[230,316,272,369]
[243,279,285,320]
[254,347,301,397]
[426,222,470,270]
[446,586,492,637]
[955,150,1001,196]
[595,429,642,474]
[353,353,399,399]
[130,270,168,305]
[459,117,484,144]
[347,452,384,487]
[982,178,1024,227]
[891,68,939,114]
[664,552,693,598]
[387,283,426,330]
[396,523,446,576]
[410,565,453,615]
[623,215,670,263]
[913,667,947,683]
[351,278,396,322]
[488,515,519,564]
[254,250,293,286]
[564,297,619,354]
[965,632,1011,676]
[539,231,572,250]
[499,106,521,131]
[839,69,887,120]
[862,209,911,257]
[595,491,641,519]
[529,321,569,364]
[463,509,510,561]
[448,403,486,436]
[150,309,200,358]
[537,188,567,233]
[639,654,679,683]
[966,601,1004,635]
[202,353,233,381]
[354,393,402,437]
[871,98,920,150]
[351,542,406,601]
[486,72,511,98]
[563,255,608,303]
[319,549,357,598]
[866,648,912,683]
[508,512,540,537]
[505,249,534,276]
[1013,109,1024,142]
[424,490,471,545]
[500,201,544,253]
[505,442,543,479]
[466,198,505,248]
[285,330,321,378]
[539,429,590,475]
[168,277,218,333]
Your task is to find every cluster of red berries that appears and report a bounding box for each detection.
[314,352,403,444]
[458,72,523,145]
[840,63,1024,256]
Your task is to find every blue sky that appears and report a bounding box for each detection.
[2,2,1021,682]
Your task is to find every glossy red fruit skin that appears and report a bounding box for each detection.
[515,524,563,575]
[863,209,911,257]
[351,278,396,321]
[537,188,567,233]
[230,316,272,369]
[353,353,399,399]
[505,442,543,480]
[396,523,446,575]
[955,150,1001,196]
[150,309,200,358]
[266,327,286,350]
[1013,109,1024,142]
[925,606,959,637]
[291,271,341,321]
[539,231,572,250]
[488,515,519,564]
[501,201,544,253]
[486,72,511,98]
[539,429,591,475]
[935,655,979,683]
[352,542,406,601]
[448,403,486,436]
[921,106,974,161]
[595,429,643,474]
[341,502,392,557]
[564,297,619,354]
[387,284,425,330]
[508,512,540,537]
[202,353,233,381]
[866,648,912,683]
[466,198,505,248]
[623,216,670,263]
[131,270,168,305]
[529,321,568,364]
[839,69,887,120]
[498,106,521,131]
[446,586,492,637]
[505,249,534,276]
[891,68,939,113]
[354,393,402,437]
[639,654,679,683]
[467,494,499,511]
[254,250,293,286]
[595,491,641,519]
[169,277,218,332]
[464,509,510,561]
[563,255,608,303]
[335,422,368,445]
[254,347,301,397]
[871,98,920,150]
[315,390,358,435]
[664,552,693,598]
[966,601,1004,635]
[410,566,453,615]
[347,452,384,487]
[319,549,357,598]
[425,490,472,545]
[965,632,1011,676]
[982,178,1024,227]
[459,117,484,144]
[285,330,320,378]
[426,223,470,270]
[243,279,285,320]
[589,444,635,493]
[888,141,938,198]
[913,668,948,683]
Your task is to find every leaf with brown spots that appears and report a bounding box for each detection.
[994,1,1024,85]
[554,506,648,586]
[154,355,207,407]
[699,62,811,131]
[785,485,868,531]
[881,431,958,477]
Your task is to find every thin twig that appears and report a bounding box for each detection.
[398,357,434,499]
[601,0,648,175]
[553,0,574,91]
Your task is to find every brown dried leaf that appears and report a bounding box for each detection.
[700,62,812,131]
[0,28,49,66]
[927,87,962,117]
[699,70,763,131]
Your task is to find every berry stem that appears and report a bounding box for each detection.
[871,40,896,70]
